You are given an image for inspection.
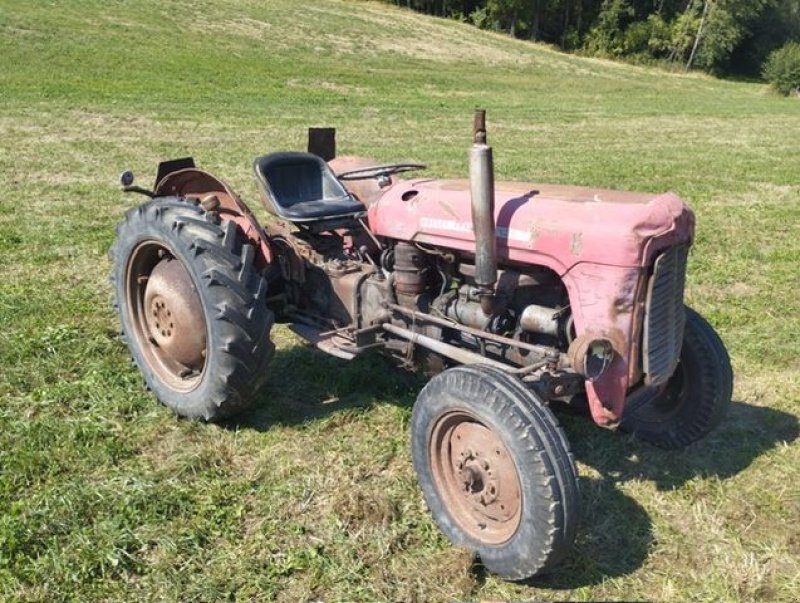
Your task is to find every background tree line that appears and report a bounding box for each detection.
[382,0,800,81]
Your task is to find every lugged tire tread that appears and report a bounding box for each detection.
[204,269,253,307]
[110,196,274,421]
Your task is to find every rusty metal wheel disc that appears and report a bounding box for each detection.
[429,410,522,544]
[126,241,207,392]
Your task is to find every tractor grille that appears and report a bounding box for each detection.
[643,244,689,387]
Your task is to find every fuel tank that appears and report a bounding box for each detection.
[367,178,694,274]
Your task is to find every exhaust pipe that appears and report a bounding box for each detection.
[469,109,497,315]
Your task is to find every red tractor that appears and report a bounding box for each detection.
[111,111,732,579]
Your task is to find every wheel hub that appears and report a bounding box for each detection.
[143,257,207,371]
[457,450,498,505]
[430,412,522,544]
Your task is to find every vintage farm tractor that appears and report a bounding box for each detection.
[111,111,732,579]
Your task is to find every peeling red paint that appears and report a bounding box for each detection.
[368,178,695,427]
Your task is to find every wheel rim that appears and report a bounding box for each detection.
[126,241,207,392]
[429,410,522,544]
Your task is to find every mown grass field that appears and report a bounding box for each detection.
[1,0,798,601]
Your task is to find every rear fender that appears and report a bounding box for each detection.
[154,168,273,267]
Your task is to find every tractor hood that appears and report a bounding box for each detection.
[367,178,694,275]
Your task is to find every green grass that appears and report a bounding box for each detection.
[1,0,798,600]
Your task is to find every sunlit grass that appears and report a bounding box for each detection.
[0,0,798,601]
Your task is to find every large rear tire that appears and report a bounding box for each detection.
[110,197,275,420]
[622,306,732,449]
[411,365,580,580]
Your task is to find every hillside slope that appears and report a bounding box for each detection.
[0,1,798,601]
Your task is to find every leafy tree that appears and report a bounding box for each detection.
[584,0,635,57]
[381,0,795,78]
[729,0,800,75]
[689,1,777,72]
[763,41,800,94]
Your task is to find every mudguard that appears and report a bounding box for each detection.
[155,168,273,268]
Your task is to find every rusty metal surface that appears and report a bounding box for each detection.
[567,334,614,381]
[472,109,487,145]
[287,323,357,360]
[442,296,493,331]
[383,323,513,372]
[368,172,694,426]
[519,304,561,337]
[388,303,567,366]
[155,168,273,267]
[326,262,373,327]
[329,156,390,207]
[126,242,207,393]
[469,110,497,315]
[394,242,426,296]
[429,410,522,544]
[144,257,207,370]
[368,178,692,273]
[266,219,385,331]
[382,323,554,378]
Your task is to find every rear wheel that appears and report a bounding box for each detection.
[110,196,274,420]
[622,307,732,449]
[411,366,580,580]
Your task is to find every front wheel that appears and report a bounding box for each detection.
[622,306,732,449]
[411,366,580,580]
[110,197,275,420]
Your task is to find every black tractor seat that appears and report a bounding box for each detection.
[253,152,366,223]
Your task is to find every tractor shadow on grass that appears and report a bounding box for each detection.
[563,398,799,491]
[225,344,424,432]
[225,346,798,589]
[525,399,799,590]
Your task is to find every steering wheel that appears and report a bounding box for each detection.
[337,163,427,181]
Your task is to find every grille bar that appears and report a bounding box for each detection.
[643,245,689,386]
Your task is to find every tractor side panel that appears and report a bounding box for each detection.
[369,178,695,426]
[368,179,692,273]
[561,263,646,426]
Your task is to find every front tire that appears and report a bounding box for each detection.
[110,197,275,420]
[411,365,580,580]
[622,307,732,449]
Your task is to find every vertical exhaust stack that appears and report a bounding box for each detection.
[470,109,497,315]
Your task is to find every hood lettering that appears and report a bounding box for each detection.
[420,217,529,243]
